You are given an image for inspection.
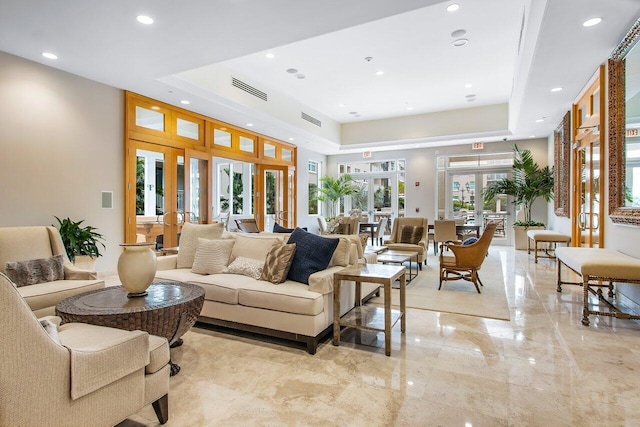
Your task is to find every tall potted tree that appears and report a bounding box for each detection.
[317,174,358,217]
[483,145,554,249]
[54,216,106,268]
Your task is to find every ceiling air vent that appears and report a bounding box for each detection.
[232,77,267,101]
[301,112,322,127]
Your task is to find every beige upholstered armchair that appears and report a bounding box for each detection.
[0,226,105,316]
[0,272,171,426]
[383,217,428,268]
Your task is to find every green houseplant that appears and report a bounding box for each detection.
[483,145,554,227]
[482,145,553,249]
[317,174,359,217]
[54,216,106,264]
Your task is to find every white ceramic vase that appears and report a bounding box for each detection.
[117,243,157,297]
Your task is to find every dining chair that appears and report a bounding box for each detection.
[372,217,388,245]
[235,218,261,233]
[433,220,462,255]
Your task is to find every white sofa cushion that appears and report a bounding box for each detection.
[176,222,225,269]
[230,234,281,262]
[18,279,104,313]
[238,280,324,316]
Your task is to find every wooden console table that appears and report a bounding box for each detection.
[333,264,406,356]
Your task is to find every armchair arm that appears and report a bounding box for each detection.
[61,326,150,400]
[156,254,178,270]
[441,242,481,267]
[63,263,97,280]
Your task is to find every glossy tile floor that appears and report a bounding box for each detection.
[122,247,640,426]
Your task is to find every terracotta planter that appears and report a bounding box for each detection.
[117,243,157,297]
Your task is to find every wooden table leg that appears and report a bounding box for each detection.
[333,279,341,346]
[400,272,406,333]
[384,278,391,356]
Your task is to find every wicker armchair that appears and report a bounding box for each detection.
[438,222,496,293]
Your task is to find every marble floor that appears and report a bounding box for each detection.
[121,246,640,426]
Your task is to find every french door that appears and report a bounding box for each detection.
[350,173,399,225]
[126,141,210,248]
[448,171,511,245]
[260,165,293,232]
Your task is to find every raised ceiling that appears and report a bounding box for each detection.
[1,0,639,154]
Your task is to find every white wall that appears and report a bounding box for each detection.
[0,51,124,275]
[295,146,328,233]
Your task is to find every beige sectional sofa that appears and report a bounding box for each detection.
[0,226,105,316]
[155,229,377,354]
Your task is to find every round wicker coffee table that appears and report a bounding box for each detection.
[56,281,204,375]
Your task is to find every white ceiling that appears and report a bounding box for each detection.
[1,0,639,155]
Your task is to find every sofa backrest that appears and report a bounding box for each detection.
[0,226,68,274]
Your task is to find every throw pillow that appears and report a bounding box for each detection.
[463,237,479,245]
[176,222,225,269]
[286,228,339,285]
[400,225,424,245]
[273,223,307,233]
[224,256,264,280]
[191,238,235,274]
[5,254,64,287]
[358,233,370,249]
[39,318,61,344]
[260,242,297,284]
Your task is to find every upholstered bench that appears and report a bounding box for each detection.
[527,230,571,263]
[556,247,640,325]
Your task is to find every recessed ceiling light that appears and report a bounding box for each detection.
[265,53,275,59]
[583,18,602,27]
[136,15,154,25]
[376,70,384,76]
[286,68,298,74]
[452,38,469,47]
[536,118,544,123]
[529,135,536,138]
[465,94,476,98]
[295,74,306,79]
[180,100,190,105]
[338,104,345,108]
[550,87,563,92]
[42,52,57,60]
[288,137,294,141]
[451,29,467,38]
[465,83,473,88]
[447,4,460,12]
[407,106,414,111]
[246,123,254,127]
[349,112,358,115]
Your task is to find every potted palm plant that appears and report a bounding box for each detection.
[317,173,359,217]
[483,145,554,249]
[54,216,106,268]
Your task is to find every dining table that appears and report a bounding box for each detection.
[359,222,379,245]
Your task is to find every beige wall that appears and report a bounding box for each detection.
[0,51,124,275]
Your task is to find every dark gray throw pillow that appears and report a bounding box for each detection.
[5,254,64,287]
[273,223,307,233]
[286,228,339,284]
